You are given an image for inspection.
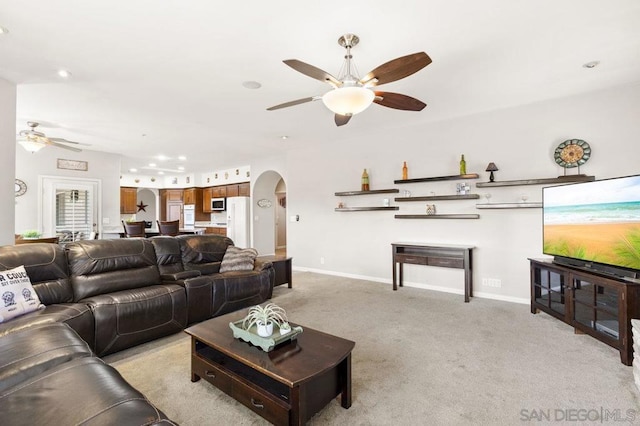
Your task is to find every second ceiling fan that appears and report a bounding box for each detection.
[267,34,432,126]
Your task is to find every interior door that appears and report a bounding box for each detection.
[276,193,286,250]
[40,176,100,241]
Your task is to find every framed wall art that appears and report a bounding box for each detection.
[57,159,88,171]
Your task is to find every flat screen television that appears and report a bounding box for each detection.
[542,175,640,279]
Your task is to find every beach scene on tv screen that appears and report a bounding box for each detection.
[543,176,640,269]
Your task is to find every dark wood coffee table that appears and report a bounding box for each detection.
[185,310,355,425]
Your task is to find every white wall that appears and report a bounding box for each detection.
[15,147,121,236]
[0,78,16,246]
[285,83,640,303]
[131,188,158,225]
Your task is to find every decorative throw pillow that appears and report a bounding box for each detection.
[219,246,258,273]
[0,265,45,323]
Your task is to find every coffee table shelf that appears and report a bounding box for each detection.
[185,311,355,425]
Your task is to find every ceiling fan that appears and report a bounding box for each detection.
[267,33,432,126]
[17,121,88,153]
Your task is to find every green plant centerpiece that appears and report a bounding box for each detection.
[21,230,42,239]
[242,303,288,337]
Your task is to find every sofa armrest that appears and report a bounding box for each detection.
[254,260,273,272]
[161,270,201,281]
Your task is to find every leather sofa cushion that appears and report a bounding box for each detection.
[0,357,174,425]
[0,243,73,305]
[178,234,232,275]
[0,303,95,348]
[210,270,273,317]
[150,236,185,275]
[0,322,92,392]
[83,284,187,356]
[66,239,161,301]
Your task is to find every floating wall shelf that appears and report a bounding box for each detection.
[335,189,399,196]
[395,194,480,202]
[476,202,542,209]
[395,214,480,219]
[336,207,400,212]
[394,173,479,184]
[476,175,595,188]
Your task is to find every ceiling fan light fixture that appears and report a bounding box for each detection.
[18,139,46,153]
[322,86,374,116]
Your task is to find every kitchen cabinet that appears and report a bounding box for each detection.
[203,188,213,213]
[238,182,250,197]
[167,202,183,227]
[160,189,183,226]
[184,188,196,205]
[226,184,239,197]
[205,227,226,236]
[120,187,137,214]
[211,187,226,198]
[166,189,183,201]
[209,182,250,199]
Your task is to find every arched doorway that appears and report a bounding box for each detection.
[252,170,286,256]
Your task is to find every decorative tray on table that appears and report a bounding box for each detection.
[229,320,303,352]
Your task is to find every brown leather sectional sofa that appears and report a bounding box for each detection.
[0,234,275,425]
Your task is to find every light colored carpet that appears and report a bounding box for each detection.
[106,272,639,425]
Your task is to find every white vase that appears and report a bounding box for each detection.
[256,321,273,337]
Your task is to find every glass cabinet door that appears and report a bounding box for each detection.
[532,265,566,316]
[572,277,620,341]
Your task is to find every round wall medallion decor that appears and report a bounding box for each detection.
[257,199,272,208]
[554,139,591,168]
[15,179,27,197]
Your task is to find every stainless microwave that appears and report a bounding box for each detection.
[211,197,226,211]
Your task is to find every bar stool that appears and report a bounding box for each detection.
[122,221,146,238]
[157,220,180,236]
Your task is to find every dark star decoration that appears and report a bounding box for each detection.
[136,201,148,212]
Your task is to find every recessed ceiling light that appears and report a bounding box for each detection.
[177,166,185,171]
[157,155,169,161]
[57,69,72,78]
[129,168,138,172]
[178,155,186,161]
[281,135,289,140]
[582,61,600,69]
[158,171,165,175]
[242,81,262,89]
[0,26,8,35]
[149,163,157,167]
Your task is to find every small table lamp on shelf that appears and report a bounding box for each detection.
[485,162,498,182]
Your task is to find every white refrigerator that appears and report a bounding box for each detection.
[226,196,250,247]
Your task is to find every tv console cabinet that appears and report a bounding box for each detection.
[529,258,640,366]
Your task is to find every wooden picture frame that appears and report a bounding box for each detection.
[57,159,88,171]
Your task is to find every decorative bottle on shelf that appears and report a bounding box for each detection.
[459,155,467,175]
[361,169,370,191]
[402,161,408,180]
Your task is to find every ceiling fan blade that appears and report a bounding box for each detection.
[47,140,82,152]
[267,96,320,111]
[283,60,341,87]
[373,91,426,111]
[361,52,432,87]
[335,114,352,127]
[48,137,91,146]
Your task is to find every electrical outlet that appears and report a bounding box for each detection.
[320,257,325,265]
[482,278,502,288]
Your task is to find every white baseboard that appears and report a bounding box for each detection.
[292,266,529,305]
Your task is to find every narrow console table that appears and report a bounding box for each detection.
[392,242,474,302]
